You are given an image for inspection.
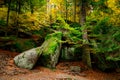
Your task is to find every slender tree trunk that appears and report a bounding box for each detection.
[46,0,49,24]
[74,0,76,22]
[65,0,68,22]
[18,0,21,14]
[30,0,34,14]
[81,0,86,26]
[46,0,52,25]
[6,0,11,26]
[6,0,11,36]
[81,0,88,42]
[81,0,92,68]
[15,0,21,37]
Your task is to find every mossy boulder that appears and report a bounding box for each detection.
[39,32,62,68]
[14,47,42,69]
[14,32,62,69]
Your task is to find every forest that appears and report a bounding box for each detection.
[0,0,120,80]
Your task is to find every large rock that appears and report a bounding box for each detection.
[14,47,42,69]
[39,32,62,68]
[14,32,62,69]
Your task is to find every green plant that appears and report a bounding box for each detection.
[0,19,6,27]
[13,39,37,52]
[93,17,111,34]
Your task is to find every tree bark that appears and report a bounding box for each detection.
[6,0,11,36]
[80,0,86,26]
[65,0,68,22]
[18,0,21,14]
[74,0,76,22]
[81,0,92,68]
[6,0,11,27]
[15,0,22,37]
[30,0,34,14]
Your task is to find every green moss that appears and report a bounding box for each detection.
[43,32,62,56]
[39,32,62,68]
[0,19,6,27]
[106,56,120,61]
[13,42,23,52]
[35,47,42,56]
[13,39,36,52]
[45,32,62,40]
[43,38,58,55]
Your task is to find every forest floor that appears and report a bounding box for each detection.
[0,49,120,80]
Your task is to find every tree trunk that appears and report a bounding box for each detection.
[15,0,21,37]
[18,0,21,14]
[30,0,34,14]
[74,0,76,22]
[80,0,86,26]
[6,0,11,36]
[65,0,68,22]
[39,32,62,68]
[81,0,92,68]
[6,0,11,27]
[82,44,92,68]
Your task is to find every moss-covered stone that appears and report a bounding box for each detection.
[39,32,62,68]
[14,32,62,69]
[45,31,62,40]
[14,47,42,69]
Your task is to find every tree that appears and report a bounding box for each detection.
[29,0,34,14]
[6,0,11,27]
[6,0,11,36]
[80,0,87,25]
[65,0,68,21]
[80,0,92,68]
[73,0,76,22]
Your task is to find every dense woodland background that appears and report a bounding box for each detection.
[0,0,120,71]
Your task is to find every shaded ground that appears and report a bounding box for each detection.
[0,49,120,80]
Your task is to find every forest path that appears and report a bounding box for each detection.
[0,49,120,80]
